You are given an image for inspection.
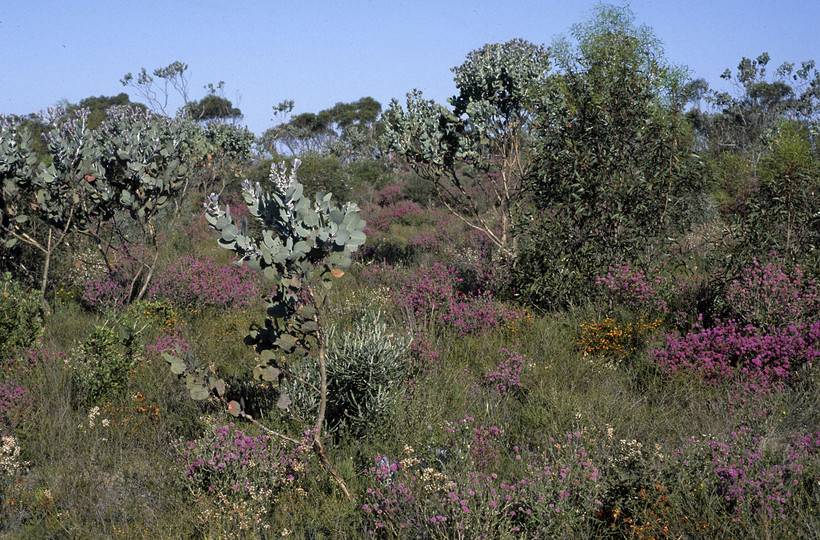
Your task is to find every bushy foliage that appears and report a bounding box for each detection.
[70,322,136,407]
[724,258,820,328]
[515,4,706,309]
[174,418,314,537]
[0,273,42,359]
[723,120,820,266]
[362,423,605,537]
[652,317,820,391]
[288,311,412,437]
[0,381,32,436]
[393,262,523,336]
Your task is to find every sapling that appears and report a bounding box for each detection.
[165,159,365,498]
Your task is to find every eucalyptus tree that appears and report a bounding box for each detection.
[120,61,192,117]
[384,39,551,260]
[263,97,383,159]
[166,159,367,499]
[0,110,104,306]
[516,4,705,308]
[700,53,820,173]
[90,106,192,301]
[1,105,195,305]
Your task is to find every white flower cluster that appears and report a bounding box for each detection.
[0,435,29,477]
[269,158,301,194]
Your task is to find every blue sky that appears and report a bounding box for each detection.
[2,1,817,136]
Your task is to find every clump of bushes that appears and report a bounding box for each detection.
[0,273,42,359]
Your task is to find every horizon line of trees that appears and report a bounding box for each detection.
[2,3,819,311]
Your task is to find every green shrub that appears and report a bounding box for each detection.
[0,272,43,359]
[70,320,136,407]
[288,311,411,437]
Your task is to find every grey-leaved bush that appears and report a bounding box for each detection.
[286,311,411,437]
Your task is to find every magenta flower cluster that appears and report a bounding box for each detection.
[363,200,425,234]
[683,427,820,522]
[651,316,820,391]
[362,429,603,537]
[482,348,524,397]
[146,326,190,356]
[596,262,670,313]
[0,381,32,435]
[407,329,441,370]
[174,419,311,496]
[394,263,523,336]
[444,415,503,470]
[406,231,440,252]
[149,255,261,310]
[81,275,130,310]
[5,343,65,377]
[725,259,820,328]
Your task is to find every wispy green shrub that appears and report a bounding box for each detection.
[70,321,136,407]
[0,272,42,360]
[288,311,411,437]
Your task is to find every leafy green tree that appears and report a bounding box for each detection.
[0,110,105,306]
[697,54,820,172]
[685,55,820,267]
[516,4,705,308]
[183,94,242,123]
[181,121,255,199]
[2,106,194,306]
[68,93,145,130]
[728,119,820,264]
[384,39,550,259]
[262,97,383,158]
[90,106,192,301]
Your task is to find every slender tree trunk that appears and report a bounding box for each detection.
[309,288,352,499]
[39,229,53,312]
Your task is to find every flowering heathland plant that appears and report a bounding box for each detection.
[362,424,604,537]
[149,255,261,310]
[175,418,313,537]
[724,258,820,328]
[165,159,366,498]
[652,317,820,391]
[596,262,671,314]
[394,262,523,336]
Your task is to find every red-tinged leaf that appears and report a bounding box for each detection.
[227,400,241,417]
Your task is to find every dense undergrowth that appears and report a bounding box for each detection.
[1,5,819,537]
[0,162,818,538]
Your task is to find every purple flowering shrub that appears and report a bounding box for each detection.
[148,255,261,310]
[146,326,190,356]
[362,199,425,234]
[0,381,32,435]
[724,259,820,328]
[5,342,65,379]
[651,316,820,391]
[670,428,820,524]
[362,414,820,537]
[174,418,313,502]
[362,422,603,537]
[481,348,525,397]
[596,262,671,314]
[407,329,441,371]
[394,263,524,336]
[610,259,820,389]
[80,242,156,310]
[81,274,130,311]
